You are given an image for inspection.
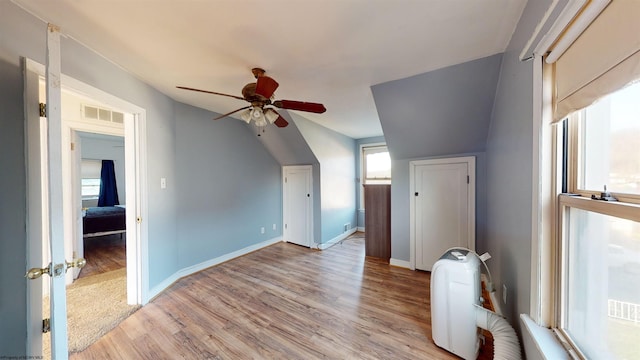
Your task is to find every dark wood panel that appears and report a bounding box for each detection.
[72,235,493,359]
[364,184,391,261]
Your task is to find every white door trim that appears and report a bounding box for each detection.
[282,165,313,247]
[24,57,46,357]
[409,156,476,270]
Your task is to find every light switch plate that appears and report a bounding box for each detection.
[160,177,166,189]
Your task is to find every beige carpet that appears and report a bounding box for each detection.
[43,268,140,356]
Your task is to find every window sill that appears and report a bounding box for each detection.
[520,314,570,360]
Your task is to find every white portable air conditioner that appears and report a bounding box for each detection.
[431,249,522,360]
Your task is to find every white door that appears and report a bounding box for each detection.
[24,25,76,358]
[411,157,475,271]
[283,166,313,247]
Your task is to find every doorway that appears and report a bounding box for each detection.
[24,58,147,356]
[74,131,127,281]
[410,157,476,271]
[283,166,313,247]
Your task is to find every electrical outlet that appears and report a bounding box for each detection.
[260,227,265,234]
[160,177,167,189]
[503,284,508,304]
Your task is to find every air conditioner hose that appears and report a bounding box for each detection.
[475,305,522,360]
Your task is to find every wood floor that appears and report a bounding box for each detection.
[72,234,492,359]
[78,235,126,278]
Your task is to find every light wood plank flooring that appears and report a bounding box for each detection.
[72,235,491,359]
[78,235,126,279]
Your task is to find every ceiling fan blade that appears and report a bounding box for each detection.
[274,115,289,128]
[255,76,279,99]
[213,106,251,120]
[177,86,245,101]
[273,100,326,113]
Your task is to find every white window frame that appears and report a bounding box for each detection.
[359,142,389,210]
[542,76,640,360]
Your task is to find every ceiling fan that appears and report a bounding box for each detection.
[177,68,326,131]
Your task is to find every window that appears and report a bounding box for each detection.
[81,178,101,198]
[81,159,101,199]
[558,83,640,359]
[537,1,640,358]
[359,144,390,210]
[574,83,640,198]
[362,145,391,185]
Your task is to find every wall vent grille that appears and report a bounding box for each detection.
[83,105,124,124]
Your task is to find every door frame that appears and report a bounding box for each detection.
[66,126,124,283]
[282,165,314,247]
[24,58,149,356]
[409,156,476,270]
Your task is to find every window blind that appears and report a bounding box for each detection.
[81,159,102,179]
[551,0,640,122]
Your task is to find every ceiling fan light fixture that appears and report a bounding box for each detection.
[251,106,268,127]
[251,107,263,119]
[263,108,279,124]
[239,108,252,123]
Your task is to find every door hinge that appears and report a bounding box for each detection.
[39,103,46,117]
[42,318,50,333]
[71,142,75,151]
[285,224,287,229]
[467,175,469,184]
[285,177,287,183]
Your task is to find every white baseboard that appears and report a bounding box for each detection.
[147,236,283,301]
[317,228,357,250]
[390,258,411,269]
[357,226,365,232]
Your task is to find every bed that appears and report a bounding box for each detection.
[83,206,126,238]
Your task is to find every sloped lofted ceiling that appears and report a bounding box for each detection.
[372,54,503,159]
[11,0,526,139]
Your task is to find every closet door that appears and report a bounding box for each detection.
[283,166,313,247]
[411,157,475,271]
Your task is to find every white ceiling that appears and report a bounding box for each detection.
[13,0,526,139]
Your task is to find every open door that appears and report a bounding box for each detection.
[25,24,83,359]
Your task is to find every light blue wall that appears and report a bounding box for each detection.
[0,53,28,356]
[292,114,357,243]
[485,0,564,327]
[255,110,319,166]
[175,103,282,266]
[79,134,126,207]
[355,136,386,228]
[372,54,503,160]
